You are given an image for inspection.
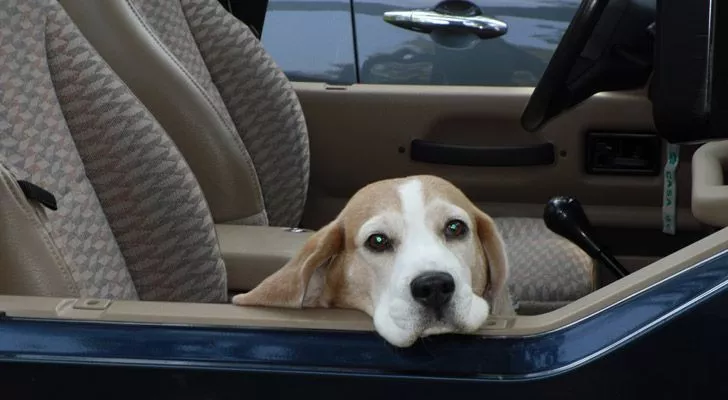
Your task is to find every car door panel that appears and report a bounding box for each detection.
[294,83,704,260]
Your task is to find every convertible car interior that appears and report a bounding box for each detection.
[0,0,725,340]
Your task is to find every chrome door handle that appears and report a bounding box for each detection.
[383,9,507,39]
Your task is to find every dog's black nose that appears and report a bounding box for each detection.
[410,272,455,309]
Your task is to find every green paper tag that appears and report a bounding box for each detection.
[662,143,680,235]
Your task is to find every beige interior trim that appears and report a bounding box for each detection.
[0,165,79,298]
[217,224,312,290]
[692,140,728,227]
[2,224,726,336]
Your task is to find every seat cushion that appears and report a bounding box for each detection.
[494,217,596,313]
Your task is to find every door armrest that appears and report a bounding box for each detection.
[692,141,728,228]
[216,224,312,291]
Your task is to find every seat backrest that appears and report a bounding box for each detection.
[0,0,227,302]
[58,0,311,229]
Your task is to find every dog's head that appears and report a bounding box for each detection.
[232,175,511,347]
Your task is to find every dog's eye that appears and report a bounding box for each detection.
[365,233,392,252]
[444,219,468,238]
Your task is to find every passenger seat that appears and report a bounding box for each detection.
[56,0,598,312]
[0,0,227,302]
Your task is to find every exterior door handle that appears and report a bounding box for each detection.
[383,4,507,39]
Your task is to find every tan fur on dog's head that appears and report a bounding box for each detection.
[233,175,512,347]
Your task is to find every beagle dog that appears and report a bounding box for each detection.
[232,175,515,347]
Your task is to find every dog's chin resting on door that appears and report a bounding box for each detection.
[232,175,516,348]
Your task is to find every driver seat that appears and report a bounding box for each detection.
[55,0,598,312]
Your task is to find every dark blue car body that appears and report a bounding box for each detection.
[2,246,728,398]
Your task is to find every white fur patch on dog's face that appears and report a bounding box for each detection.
[357,179,490,347]
[233,175,509,348]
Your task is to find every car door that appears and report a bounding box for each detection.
[354,0,571,87]
[255,0,706,274]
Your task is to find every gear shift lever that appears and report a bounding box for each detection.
[543,196,629,278]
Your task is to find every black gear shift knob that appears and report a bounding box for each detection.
[544,196,629,278]
[543,196,595,247]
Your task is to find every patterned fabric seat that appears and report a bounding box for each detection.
[0,0,597,311]
[0,0,227,301]
[495,218,596,313]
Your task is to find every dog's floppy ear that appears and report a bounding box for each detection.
[472,209,513,315]
[232,219,344,308]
